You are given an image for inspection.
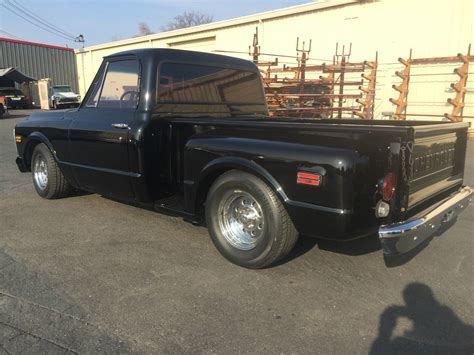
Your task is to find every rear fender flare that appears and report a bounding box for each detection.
[193,157,290,212]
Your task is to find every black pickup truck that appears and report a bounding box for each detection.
[14,49,472,268]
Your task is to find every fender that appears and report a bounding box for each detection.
[190,155,353,216]
[189,156,290,215]
[20,131,80,188]
[22,132,59,166]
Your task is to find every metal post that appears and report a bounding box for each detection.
[445,43,471,122]
[390,49,412,120]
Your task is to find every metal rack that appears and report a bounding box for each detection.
[446,44,471,121]
[321,43,377,119]
[218,29,470,122]
[246,29,378,119]
[354,53,378,119]
[389,45,473,121]
[389,50,412,120]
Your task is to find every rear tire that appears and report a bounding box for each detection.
[205,170,298,269]
[31,143,72,199]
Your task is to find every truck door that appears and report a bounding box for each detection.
[66,57,140,198]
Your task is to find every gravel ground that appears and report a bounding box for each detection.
[1,110,473,354]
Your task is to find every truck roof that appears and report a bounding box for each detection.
[104,48,259,72]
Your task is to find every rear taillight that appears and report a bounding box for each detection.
[382,172,396,201]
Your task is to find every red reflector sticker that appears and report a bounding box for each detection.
[297,172,321,186]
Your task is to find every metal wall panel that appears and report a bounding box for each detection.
[0,38,78,91]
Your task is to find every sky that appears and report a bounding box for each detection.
[1,0,311,48]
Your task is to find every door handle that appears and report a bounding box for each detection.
[111,123,129,129]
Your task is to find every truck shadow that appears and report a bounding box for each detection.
[316,234,381,256]
[70,189,93,197]
[278,216,458,267]
[272,236,320,266]
[370,282,474,354]
[99,195,458,268]
[384,217,457,267]
[1,113,27,119]
[273,234,381,267]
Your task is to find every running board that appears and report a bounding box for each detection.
[154,195,200,224]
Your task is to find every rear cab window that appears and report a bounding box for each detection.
[155,62,267,116]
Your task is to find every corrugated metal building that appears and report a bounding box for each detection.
[0,37,78,106]
[75,0,473,127]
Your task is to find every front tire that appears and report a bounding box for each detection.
[205,170,298,269]
[31,143,71,199]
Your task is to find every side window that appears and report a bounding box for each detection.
[85,64,106,108]
[157,63,264,105]
[86,59,140,109]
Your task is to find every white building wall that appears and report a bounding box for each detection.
[76,0,473,126]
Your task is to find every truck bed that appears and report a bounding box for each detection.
[170,115,469,227]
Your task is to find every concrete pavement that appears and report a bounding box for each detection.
[1,111,473,353]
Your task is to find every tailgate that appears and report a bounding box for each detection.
[405,122,469,209]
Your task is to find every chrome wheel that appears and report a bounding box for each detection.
[218,191,265,250]
[33,155,48,191]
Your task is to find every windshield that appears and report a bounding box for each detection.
[53,86,72,93]
[0,89,23,96]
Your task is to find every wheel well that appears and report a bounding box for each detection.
[195,167,233,217]
[24,139,42,170]
[194,166,286,218]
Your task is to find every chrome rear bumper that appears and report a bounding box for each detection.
[379,186,473,256]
